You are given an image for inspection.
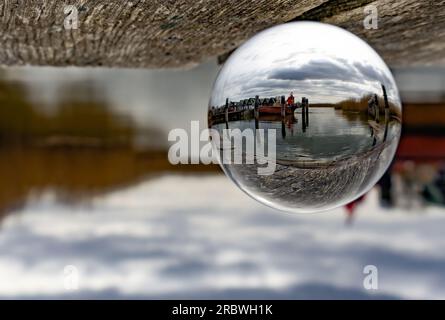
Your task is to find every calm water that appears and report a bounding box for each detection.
[217,107,398,162]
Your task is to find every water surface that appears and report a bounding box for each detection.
[216,107,399,162]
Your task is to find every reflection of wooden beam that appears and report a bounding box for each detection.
[0,1,442,68]
[368,120,381,133]
[382,85,389,109]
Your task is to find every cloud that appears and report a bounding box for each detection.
[212,54,400,106]
[268,59,360,83]
[268,58,391,86]
[0,177,444,299]
[352,61,392,85]
[218,57,396,104]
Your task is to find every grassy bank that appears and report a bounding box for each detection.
[311,93,401,119]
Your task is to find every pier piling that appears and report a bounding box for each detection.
[382,84,389,142]
[281,95,286,118]
[225,98,229,129]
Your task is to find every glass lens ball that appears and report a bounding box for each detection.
[208,22,402,213]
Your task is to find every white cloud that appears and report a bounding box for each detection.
[0,175,444,299]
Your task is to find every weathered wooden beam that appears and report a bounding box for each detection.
[0,0,443,68]
[321,0,445,67]
[0,0,327,68]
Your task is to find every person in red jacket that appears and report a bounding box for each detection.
[345,195,365,226]
[287,92,295,107]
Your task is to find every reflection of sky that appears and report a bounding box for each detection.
[1,175,445,299]
[211,22,400,106]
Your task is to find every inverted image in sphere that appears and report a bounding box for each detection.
[208,22,402,213]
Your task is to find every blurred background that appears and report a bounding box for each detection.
[0,61,444,299]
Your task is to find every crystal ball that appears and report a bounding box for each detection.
[208,22,402,213]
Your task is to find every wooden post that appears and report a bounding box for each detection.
[301,97,306,132]
[382,84,389,110]
[374,94,380,123]
[281,120,286,139]
[305,97,309,125]
[382,84,390,142]
[254,95,260,119]
[281,95,286,118]
[254,95,259,130]
[225,98,229,129]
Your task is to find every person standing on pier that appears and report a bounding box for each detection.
[287,92,295,108]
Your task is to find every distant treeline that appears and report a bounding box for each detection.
[0,80,135,148]
[311,94,401,118]
[0,77,221,220]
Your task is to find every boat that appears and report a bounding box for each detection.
[258,105,293,115]
[258,97,295,115]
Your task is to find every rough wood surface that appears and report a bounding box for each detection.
[0,0,443,68]
[0,0,327,68]
[321,0,445,67]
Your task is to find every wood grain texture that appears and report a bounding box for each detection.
[0,0,443,68]
[321,0,445,67]
[0,0,327,68]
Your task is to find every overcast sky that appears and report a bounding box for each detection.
[211,22,401,107]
